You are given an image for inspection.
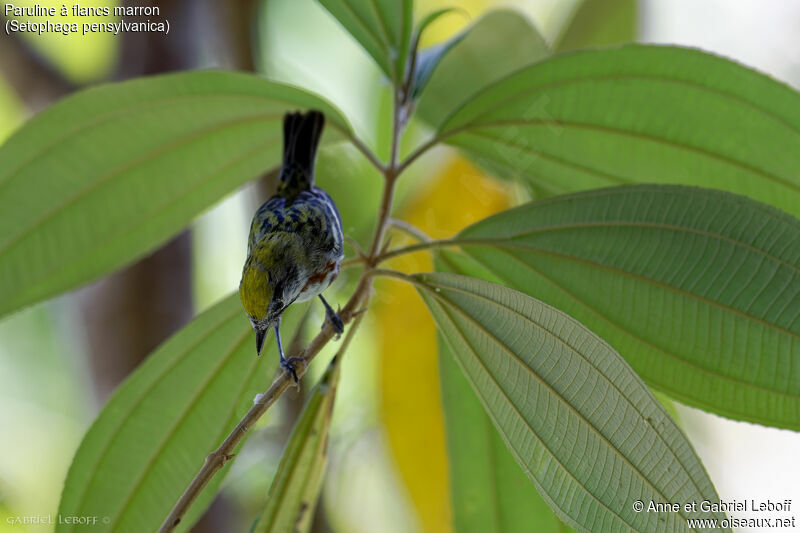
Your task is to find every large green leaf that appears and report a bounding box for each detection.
[436,252,573,532]
[439,337,570,533]
[317,0,413,84]
[415,9,550,131]
[555,0,638,52]
[57,294,307,533]
[413,272,725,532]
[435,45,800,213]
[0,71,352,319]
[454,185,800,429]
[252,357,341,533]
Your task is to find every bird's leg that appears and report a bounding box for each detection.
[319,294,344,336]
[274,317,303,382]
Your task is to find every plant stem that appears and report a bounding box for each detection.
[159,73,410,533]
[366,89,404,262]
[370,267,419,286]
[157,277,373,533]
[388,218,432,242]
[396,135,440,175]
[340,257,367,269]
[343,129,386,172]
[344,235,368,260]
[376,237,466,263]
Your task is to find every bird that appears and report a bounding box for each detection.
[239,110,344,382]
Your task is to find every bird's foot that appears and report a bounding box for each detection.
[324,307,344,337]
[280,356,306,383]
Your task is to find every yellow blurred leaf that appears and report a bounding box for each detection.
[415,0,491,48]
[0,78,24,143]
[375,156,513,533]
[9,0,119,83]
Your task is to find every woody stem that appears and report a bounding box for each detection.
[367,84,405,262]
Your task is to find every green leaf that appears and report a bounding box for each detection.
[317,0,413,84]
[436,253,573,532]
[437,249,503,286]
[439,337,571,533]
[436,45,800,214]
[252,357,341,533]
[408,8,467,101]
[455,185,800,429]
[0,71,351,319]
[57,294,307,533]
[415,9,550,131]
[555,0,638,52]
[412,272,726,532]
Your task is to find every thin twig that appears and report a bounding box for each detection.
[370,268,419,286]
[157,279,371,533]
[376,237,466,264]
[396,135,441,176]
[340,257,367,269]
[344,235,367,260]
[343,129,386,172]
[325,121,385,172]
[366,175,398,263]
[388,218,432,242]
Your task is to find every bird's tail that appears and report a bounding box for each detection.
[277,110,325,199]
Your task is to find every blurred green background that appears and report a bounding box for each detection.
[1,1,799,532]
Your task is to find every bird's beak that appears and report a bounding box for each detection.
[255,328,266,357]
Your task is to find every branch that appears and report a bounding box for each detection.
[158,275,372,533]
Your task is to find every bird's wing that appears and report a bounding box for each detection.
[249,196,288,252]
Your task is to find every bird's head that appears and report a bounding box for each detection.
[239,253,286,356]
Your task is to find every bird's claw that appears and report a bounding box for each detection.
[280,356,305,383]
